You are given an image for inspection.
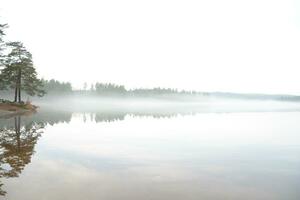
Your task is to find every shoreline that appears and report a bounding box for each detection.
[0,102,37,118]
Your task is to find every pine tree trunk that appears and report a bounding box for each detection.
[18,84,21,102]
[18,68,21,103]
[14,84,18,102]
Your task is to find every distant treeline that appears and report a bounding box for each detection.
[41,79,202,96]
[42,79,72,93]
[39,80,300,102]
[2,79,300,102]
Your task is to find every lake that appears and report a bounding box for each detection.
[0,100,300,200]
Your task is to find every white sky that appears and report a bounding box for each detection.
[1,0,300,94]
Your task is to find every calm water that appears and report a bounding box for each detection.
[0,101,300,200]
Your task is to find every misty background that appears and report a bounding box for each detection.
[1,0,300,94]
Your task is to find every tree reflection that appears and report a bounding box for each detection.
[0,116,44,196]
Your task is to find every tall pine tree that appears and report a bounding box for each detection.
[0,42,45,102]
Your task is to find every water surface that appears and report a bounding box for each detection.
[0,101,300,200]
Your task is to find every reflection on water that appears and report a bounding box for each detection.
[0,102,300,199]
[0,116,44,196]
[2,100,300,127]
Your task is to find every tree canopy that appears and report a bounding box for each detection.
[0,42,45,102]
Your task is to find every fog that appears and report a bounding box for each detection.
[1,0,300,199]
[2,94,300,128]
[36,94,300,113]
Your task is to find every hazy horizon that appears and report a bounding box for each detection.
[1,0,300,95]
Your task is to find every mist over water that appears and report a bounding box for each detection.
[35,95,300,117]
[0,98,300,200]
[1,0,300,198]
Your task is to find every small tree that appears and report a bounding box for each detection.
[0,42,45,102]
